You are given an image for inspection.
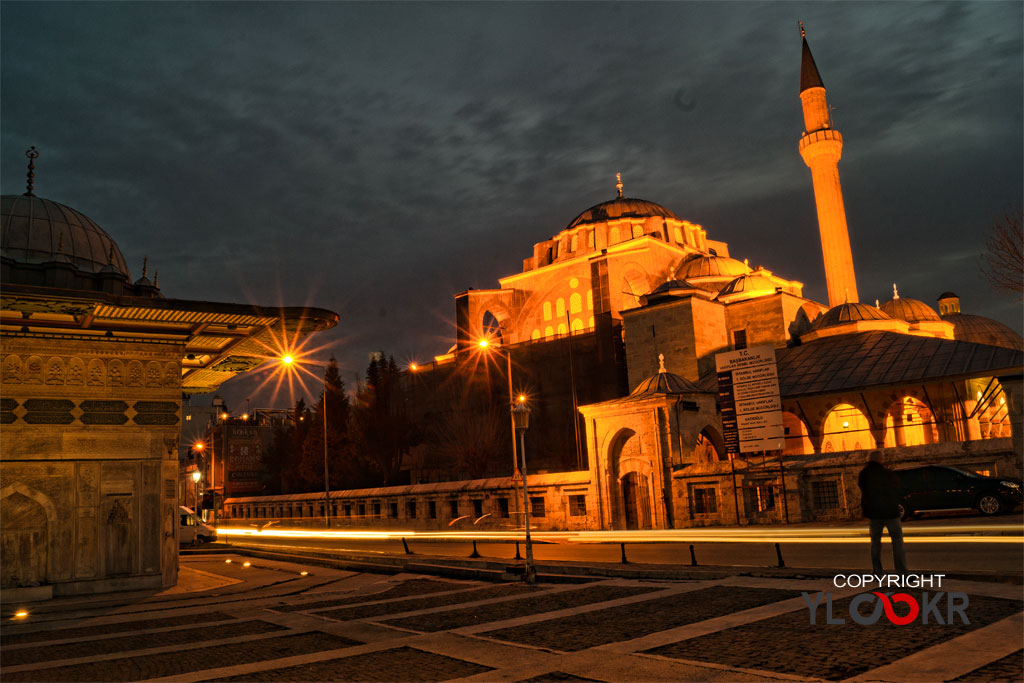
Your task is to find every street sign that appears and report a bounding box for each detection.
[716,345,785,454]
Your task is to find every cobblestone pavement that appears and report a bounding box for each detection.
[1,553,1020,683]
[950,649,1024,682]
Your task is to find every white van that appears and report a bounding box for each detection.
[179,506,217,544]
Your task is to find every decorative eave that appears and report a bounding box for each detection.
[0,283,338,393]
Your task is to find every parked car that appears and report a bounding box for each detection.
[895,465,1023,518]
[179,505,217,544]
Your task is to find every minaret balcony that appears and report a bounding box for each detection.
[799,128,843,150]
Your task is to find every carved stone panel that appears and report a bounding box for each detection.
[67,357,86,386]
[45,357,66,385]
[87,358,105,386]
[2,355,22,384]
[24,355,43,384]
[1,492,48,588]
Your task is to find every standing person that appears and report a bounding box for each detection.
[858,450,908,574]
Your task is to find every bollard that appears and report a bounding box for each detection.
[402,537,412,555]
[469,540,481,558]
[689,544,698,567]
[620,542,629,564]
[514,541,522,560]
[775,542,785,568]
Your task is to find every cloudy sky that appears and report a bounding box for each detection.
[3,2,1021,409]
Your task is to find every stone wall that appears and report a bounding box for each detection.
[1,336,183,598]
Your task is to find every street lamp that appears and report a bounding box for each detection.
[477,338,520,476]
[279,354,330,528]
[511,396,535,584]
[191,469,202,518]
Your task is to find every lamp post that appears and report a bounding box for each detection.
[511,397,535,584]
[280,354,330,528]
[191,469,201,518]
[477,339,519,476]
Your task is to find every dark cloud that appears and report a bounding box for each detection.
[3,1,1021,408]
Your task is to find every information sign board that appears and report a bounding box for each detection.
[715,345,785,453]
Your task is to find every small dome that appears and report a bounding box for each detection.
[810,302,893,331]
[675,253,751,280]
[880,297,941,323]
[941,313,1024,351]
[1,194,129,277]
[716,267,780,302]
[629,370,702,398]
[564,197,679,230]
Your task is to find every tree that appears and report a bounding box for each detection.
[426,389,505,480]
[351,354,418,485]
[980,209,1023,296]
[300,357,356,491]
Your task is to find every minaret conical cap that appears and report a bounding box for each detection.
[800,34,825,92]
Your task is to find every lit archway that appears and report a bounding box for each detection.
[782,412,813,455]
[883,397,938,447]
[821,403,872,453]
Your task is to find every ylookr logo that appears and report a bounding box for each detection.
[803,575,970,625]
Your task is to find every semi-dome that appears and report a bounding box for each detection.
[809,301,893,331]
[941,314,1024,351]
[675,253,751,280]
[880,297,941,323]
[1,194,129,277]
[564,196,680,231]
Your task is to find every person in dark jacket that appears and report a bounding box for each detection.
[858,450,908,574]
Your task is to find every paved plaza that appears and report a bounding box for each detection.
[1,553,1021,682]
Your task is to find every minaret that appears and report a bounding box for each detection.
[798,23,859,306]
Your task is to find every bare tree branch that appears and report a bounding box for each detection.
[980,209,1023,297]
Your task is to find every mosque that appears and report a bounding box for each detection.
[0,151,338,599]
[223,28,1021,532]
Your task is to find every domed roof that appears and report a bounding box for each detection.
[2,194,129,277]
[941,313,1024,351]
[675,253,751,280]
[565,196,679,231]
[716,267,779,302]
[880,297,941,323]
[809,302,893,331]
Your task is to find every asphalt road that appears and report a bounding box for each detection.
[217,515,1023,574]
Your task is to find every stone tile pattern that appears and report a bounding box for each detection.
[516,672,605,682]
[274,579,462,612]
[485,585,800,651]
[951,649,1024,683]
[648,594,1024,681]
[3,632,360,682]
[316,583,533,622]
[207,645,492,682]
[1,611,237,646]
[384,585,658,632]
[2,620,285,667]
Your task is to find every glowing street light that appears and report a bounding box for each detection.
[278,354,331,528]
[191,469,202,517]
[476,338,520,475]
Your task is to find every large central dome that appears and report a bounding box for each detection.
[1,194,129,277]
[564,196,680,231]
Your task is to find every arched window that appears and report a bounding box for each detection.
[588,315,594,328]
[586,290,593,310]
[674,226,684,243]
[544,326,554,338]
[587,231,595,248]
[570,234,579,252]
[571,318,584,332]
[569,292,582,314]
[543,301,552,321]
[821,404,872,453]
[531,329,541,341]
[609,227,620,244]
[632,224,643,239]
[557,322,567,336]
[556,298,566,318]
[481,311,502,344]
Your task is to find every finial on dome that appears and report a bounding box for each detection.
[892,283,899,300]
[142,256,148,279]
[844,287,849,304]
[107,245,116,265]
[616,173,623,198]
[658,353,666,373]
[875,299,880,308]
[743,258,749,267]
[799,21,806,38]
[24,146,39,196]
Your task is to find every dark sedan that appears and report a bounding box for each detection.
[896,465,1022,517]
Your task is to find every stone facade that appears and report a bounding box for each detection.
[1,335,183,598]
